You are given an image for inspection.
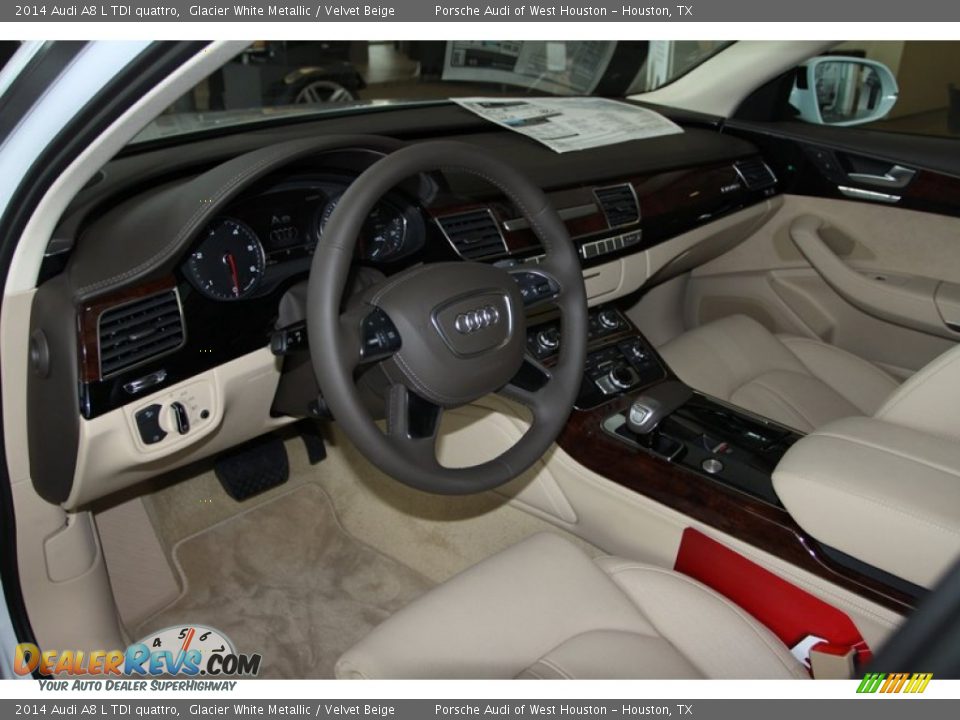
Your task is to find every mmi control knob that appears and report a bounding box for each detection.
[598,310,622,330]
[608,364,636,390]
[536,327,560,351]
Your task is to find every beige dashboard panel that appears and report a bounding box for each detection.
[67,348,294,510]
[645,199,780,286]
[583,260,625,304]
[579,199,780,309]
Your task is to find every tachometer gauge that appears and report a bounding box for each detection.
[185,218,266,300]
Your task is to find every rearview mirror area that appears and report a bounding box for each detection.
[790,56,899,126]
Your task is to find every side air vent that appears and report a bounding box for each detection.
[594,184,640,229]
[436,208,508,260]
[734,158,777,191]
[98,289,185,378]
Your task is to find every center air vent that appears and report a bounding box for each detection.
[734,159,778,191]
[594,184,640,229]
[436,208,508,260]
[98,289,185,378]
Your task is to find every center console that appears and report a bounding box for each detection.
[537,301,921,613]
[526,307,666,410]
[527,303,800,507]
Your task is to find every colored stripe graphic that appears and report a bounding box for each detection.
[905,673,933,693]
[857,672,932,694]
[857,673,885,693]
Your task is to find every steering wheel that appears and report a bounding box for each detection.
[307,141,587,494]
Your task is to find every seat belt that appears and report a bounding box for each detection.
[674,528,871,678]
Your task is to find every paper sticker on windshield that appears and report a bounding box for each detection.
[453,97,683,153]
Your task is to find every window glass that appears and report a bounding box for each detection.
[831,41,960,137]
[134,40,732,144]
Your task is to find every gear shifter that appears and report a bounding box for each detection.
[626,381,693,442]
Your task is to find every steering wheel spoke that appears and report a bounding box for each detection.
[498,355,554,419]
[386,384,443,466]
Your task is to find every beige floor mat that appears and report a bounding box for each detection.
[141,424,599,585]
[134,484,433,679]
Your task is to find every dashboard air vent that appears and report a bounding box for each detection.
[594,184,640,228]
[98,289,185,378]
[734,159,777,191]
[436,209,508,260]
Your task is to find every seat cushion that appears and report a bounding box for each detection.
[658,315,899,432]
[335,532,807,680]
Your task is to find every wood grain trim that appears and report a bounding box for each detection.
[77,277,177,383]
[901,168,960,215]
[428,160,746,254]
[557,397,917,615]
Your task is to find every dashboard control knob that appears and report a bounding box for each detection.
[171,402,190,435]
[598,310,622,330]
[536,328,560,351]
[608,365,636,390]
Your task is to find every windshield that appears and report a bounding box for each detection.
[132,40,731,144]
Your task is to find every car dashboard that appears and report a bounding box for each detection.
[27,102,780,509]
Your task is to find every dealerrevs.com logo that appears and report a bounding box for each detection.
[14,625,261,682]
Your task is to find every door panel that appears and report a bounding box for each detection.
[687,194,960,376]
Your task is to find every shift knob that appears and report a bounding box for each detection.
[625,381,693,435]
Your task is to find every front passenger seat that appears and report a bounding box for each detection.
[658,314,900,433]
[336,532,807,679]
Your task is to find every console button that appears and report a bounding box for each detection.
[701,458,724,475]
[134,404,167,445]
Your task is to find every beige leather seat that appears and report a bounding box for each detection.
[658,314,901,432]
[336,532,807,679]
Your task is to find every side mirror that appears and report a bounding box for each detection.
[789,56,899,127]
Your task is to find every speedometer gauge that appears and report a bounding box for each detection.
[364,204,407,261]
[184,218,266,300]
[319,193,407,262]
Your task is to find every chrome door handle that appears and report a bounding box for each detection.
[847,164,916,189]
[838,186,901,204]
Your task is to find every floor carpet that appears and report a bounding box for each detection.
[134,484,433,679]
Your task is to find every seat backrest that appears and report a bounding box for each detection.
[875,343,960,441]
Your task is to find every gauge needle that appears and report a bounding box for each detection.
[223,252,240,297]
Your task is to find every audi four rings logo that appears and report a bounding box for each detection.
[454,305,501,334]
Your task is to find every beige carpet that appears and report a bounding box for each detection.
[140,422,599,585]
[134,484,433,679]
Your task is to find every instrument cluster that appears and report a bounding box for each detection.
[182,177,426,301]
